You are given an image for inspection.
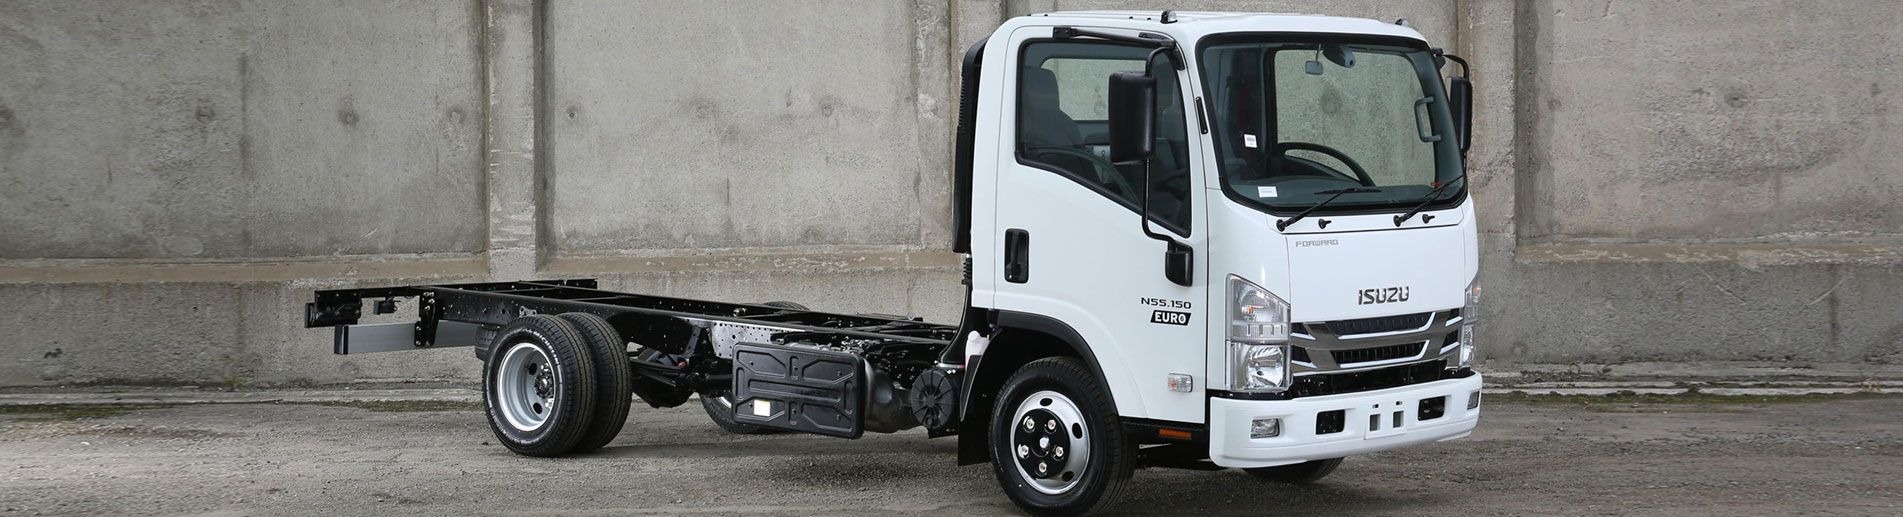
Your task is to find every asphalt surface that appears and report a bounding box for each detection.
[1,394,1898,516]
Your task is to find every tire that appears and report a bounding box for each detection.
[692,300,807,435]
[559,313,632,454]
[988,357,1133,515]
[699,390,775,434]
[483,315,597,457]
[1244,458,1343,484]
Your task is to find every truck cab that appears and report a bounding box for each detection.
[953,10,1482,510]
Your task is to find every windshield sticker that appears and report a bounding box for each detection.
[1243,134,1258,148]
[1257,186,1278,198]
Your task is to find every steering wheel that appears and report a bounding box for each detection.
[1027,146,1139,198]
[1273,142,1375,187]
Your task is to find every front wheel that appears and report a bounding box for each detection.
[989,357,1132,515]
[1244,458,1343,484]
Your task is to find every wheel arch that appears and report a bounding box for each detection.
[957,310,1115,465]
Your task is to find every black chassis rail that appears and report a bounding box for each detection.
[306,279,956,366]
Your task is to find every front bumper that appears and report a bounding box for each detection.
[1208,374,1483,468]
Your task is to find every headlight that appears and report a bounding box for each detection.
[1463,280,1481,323]
[1229,275,1289,344]
[1229,342,1289,392]
[1228,276,1290,392]
[1458,280,1478,369]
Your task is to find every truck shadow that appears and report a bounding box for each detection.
[594,432,1448,514]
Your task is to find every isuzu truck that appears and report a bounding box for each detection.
[303,11,1483,514]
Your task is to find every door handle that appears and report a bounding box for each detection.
[1004,229,1030,283]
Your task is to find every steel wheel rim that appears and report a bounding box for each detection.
[1010,390,1091,495]
[496,342,556,432]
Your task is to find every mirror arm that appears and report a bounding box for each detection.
[1433,48,1470,78]
[1138,156,1194,287]
[1442,53,1470,78]
[1436,50,1475,157]
[1137,158,1176,244]
[1134,50,1178,245]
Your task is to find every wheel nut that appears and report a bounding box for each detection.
[1023,416,1036,431]
[1017,444,1029,458]
[1045,420,1058,432]
[1054,446,1065,459]
[1037,462,1048,475]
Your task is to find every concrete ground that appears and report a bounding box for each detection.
[0,388,1898,516]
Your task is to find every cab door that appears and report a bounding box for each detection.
[988,27,1207,424]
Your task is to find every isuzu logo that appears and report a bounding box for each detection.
[1357,287,1410,305]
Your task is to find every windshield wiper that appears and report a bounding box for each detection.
[1275,187,1383,231]
[1393,175,1466,226]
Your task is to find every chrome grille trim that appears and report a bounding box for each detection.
[1290,309,1461,375]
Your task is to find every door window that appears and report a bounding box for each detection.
[1017,40,1192,233]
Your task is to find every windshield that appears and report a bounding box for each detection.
[1199,38,1463,215]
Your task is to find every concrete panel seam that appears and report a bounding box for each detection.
[1514,242,1903,266]
[0,255,488,284]
[543,249,963,275]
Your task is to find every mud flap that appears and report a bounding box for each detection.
[730,343,865,438]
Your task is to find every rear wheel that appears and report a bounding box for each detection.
[989,357,1132,515]
[483,315,597,457]
[559,313,632,453]
[1244,458,1343,484]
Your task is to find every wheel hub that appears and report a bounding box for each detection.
[1014,408,1072,480]
[496,343,557,432]
[1008,390,1091,495]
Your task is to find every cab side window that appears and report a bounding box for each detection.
[1017,40,1192,233]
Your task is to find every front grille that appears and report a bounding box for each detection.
[1332,342,1424,365]
[1324,312,1432,336]
[1288,361,1461,398]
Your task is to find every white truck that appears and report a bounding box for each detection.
[303,11,1483,514]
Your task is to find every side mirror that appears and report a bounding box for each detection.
[1449,76,1473,153]
[1107,71,1155,163]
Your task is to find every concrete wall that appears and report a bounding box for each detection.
[0,0,1896,386]
[1484,0,1903,366]
[0,0,486,260]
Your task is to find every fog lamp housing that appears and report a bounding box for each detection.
[1251,417,1282,439]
